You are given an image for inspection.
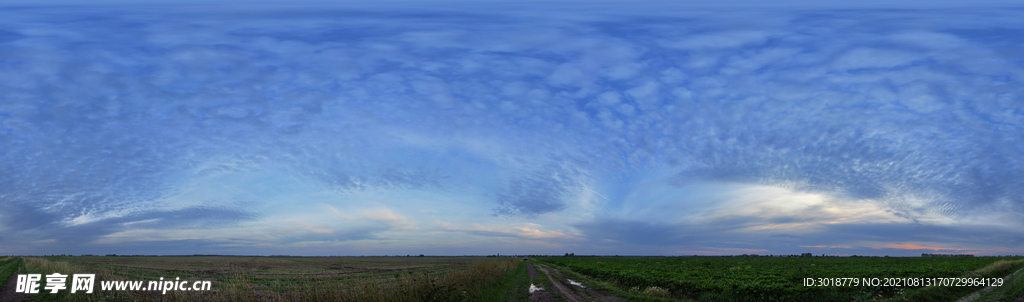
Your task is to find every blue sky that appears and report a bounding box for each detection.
[1,1,1023,256]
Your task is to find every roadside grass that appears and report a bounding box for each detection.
[971,264,1024,302]
[14,256,527,301]
[473,260,530,302]
[880,259,1024,302]
[0,257,22,290]
[998,268,1024,302]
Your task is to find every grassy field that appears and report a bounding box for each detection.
[537,256,1024,302]
[4,255,1024,301]
[64,256,488,291]
[3,256,529,302]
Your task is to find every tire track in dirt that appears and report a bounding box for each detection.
[537,264,582,302]
[528,263,557,302]
[0,259,26,302]
[533,263,624,302]
[0,273,26,302]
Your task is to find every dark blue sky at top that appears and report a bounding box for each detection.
[0,1,1022,256]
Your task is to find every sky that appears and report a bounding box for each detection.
[1,1,1023,257]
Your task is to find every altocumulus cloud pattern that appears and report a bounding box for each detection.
[0,3,1022,256]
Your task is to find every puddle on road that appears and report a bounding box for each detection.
[567,279,586,288]
[529,284,544,293]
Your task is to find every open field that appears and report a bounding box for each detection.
[63,255,490,291]
[0,256,529,302]
[4,255,1024,301]
[536,256,1024,302]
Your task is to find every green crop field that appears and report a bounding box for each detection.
[537,256,1024,302]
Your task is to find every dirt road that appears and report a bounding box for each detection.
[957,265,1024,302]
[0,271,26,302]
[528,263,558,302]
[529,263,624,302]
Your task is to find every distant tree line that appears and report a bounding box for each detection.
[922,253,974,257]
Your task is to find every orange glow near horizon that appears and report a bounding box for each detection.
[879,243,954,251]
[799,245,853,248]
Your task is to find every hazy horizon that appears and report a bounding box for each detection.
[1,1,1022,257]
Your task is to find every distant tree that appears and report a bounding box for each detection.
[418,254,425,257]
